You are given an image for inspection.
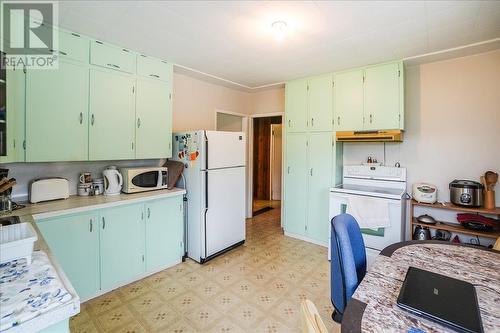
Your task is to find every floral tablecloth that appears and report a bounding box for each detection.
[0,251,72,331]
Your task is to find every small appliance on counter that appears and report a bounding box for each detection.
[121,167,168,193]
[30,178,69,204]
[412,183,437,204]
[103,166,122,196]
[449,180,483,207]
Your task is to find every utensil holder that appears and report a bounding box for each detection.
[483,190,495,210]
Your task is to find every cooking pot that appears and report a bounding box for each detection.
[413,225,431,241]
[449,180,483,207]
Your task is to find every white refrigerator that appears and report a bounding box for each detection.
[172,130,246,263]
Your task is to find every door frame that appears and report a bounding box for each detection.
[247,112,284,218]
[269,123,282,200]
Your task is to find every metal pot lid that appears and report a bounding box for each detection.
[449,179,484,189]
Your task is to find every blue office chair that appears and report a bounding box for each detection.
[330,213,367,323]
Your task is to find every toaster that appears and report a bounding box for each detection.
[30,178,70,203]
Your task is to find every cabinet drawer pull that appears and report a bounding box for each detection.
[79,112,83,124]
[71,33,81,37]
[91,114,95,126]
[149,74,160,78]
[137,118,141,128]
[102,217,105,229]
[49,49,67,56]
[107,63,120,69]
[89,219,93,232]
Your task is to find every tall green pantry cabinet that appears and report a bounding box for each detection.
[283,74,343,246]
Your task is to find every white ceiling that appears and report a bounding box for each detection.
[57,1,500,88]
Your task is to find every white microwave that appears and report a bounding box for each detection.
[121,167,169,193]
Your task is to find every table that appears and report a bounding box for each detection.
[341,241,500,333]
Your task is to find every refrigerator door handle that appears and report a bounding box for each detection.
[205,171,208,209]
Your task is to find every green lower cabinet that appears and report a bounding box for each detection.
[99,203,145,291]
[283,133,308,235]
[37,212,100,301]
[145,196,183,271]
[306,132,334,244]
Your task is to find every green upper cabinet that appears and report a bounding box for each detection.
[26,59,89,161]
[364,62,402,130]
[145,196,183,272]
[137,55,172,82]
[306,132,333,244]
[37,212,100,301]
[285,79,308,132]
[89,69,136,160]
[90,40,136,74]
[333,69,364,131]
[55,29,89,63]
[135,78,172,158]
[283,133,308,235]
[99,203,145,291]
[308,74,333,132]
[0,64,25,163]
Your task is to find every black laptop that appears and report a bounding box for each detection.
[397,267,483,333]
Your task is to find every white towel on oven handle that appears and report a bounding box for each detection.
[347,196,391,229]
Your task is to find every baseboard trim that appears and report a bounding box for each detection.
[284,231,328,248]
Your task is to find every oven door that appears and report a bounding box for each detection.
[329,191,405,265]
[131,171,161,189]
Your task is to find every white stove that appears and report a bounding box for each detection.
[329,165,408,265]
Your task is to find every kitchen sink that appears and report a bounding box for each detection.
[0,215,21,226]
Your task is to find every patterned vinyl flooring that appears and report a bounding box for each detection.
[70,204,340,333]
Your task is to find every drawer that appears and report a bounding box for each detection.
[137,55,172,82]
[55,30,89,63]
[90,40,136,74]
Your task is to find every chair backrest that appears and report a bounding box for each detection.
[330,213,367,318]
[300,299,329,333]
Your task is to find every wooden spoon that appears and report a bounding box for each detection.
[485,171,498,191]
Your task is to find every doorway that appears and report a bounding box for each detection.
[252,116,282,215]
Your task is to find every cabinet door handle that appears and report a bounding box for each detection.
[288,119,291,127]
[137,118,141,128]
[287,166,290,174]
[91,114,95,125]
[147,208,151,218]
[149,74,160,78]
[311,118,314,127]
[369,114,373,123]
[107,63,120,69]
[310,168,313,176]
[89,219,93,232]
[337,116,340,125]
[102,217,106,229]
[79,112,83,124]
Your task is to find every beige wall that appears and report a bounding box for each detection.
[344,50,500,205]
[252,87,285,115]
[172,72,253,132]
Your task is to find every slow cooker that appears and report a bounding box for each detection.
[449,179,483,207]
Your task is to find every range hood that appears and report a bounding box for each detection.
[336,130,403,142]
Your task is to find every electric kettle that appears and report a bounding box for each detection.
[102,166,123,196]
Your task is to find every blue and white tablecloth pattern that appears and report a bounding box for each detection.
[0,251,72,331]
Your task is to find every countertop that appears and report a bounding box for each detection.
[2,188,186,332]
[11,188,186,219]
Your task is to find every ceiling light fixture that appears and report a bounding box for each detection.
[271,20,287,42]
